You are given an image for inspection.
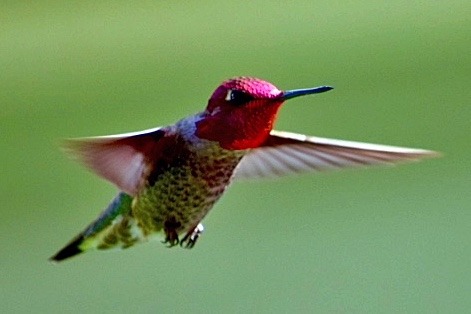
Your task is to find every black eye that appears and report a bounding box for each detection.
[225,89,254,106]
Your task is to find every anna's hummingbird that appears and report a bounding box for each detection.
[50,77,436,262]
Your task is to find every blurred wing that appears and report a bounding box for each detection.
[234,130,438,179]
[63,126,173,195]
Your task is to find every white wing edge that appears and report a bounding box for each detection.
[233,130,439,180]
[270,130,436,155]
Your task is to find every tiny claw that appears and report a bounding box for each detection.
[180,223,204,249]
[162,239,179,248]
[162,229,180,247]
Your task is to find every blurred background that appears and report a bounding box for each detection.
[1,1,470,313]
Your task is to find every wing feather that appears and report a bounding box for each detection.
[63,127,171,195]
[234,130,438,179]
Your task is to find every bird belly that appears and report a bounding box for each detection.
[132,150,244,237]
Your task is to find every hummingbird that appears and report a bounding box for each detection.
[50,76,436,262]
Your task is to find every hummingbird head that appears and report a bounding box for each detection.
[196,77,333,150]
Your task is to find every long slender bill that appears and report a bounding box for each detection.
[282,86,334,100]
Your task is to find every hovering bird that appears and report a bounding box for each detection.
[50,77,436,262]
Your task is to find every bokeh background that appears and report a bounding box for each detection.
[1,1,470,313]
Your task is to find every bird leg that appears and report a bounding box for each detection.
[162,217,181,247]
[180,223,204,249]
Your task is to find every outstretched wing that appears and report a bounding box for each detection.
[234,130,438,179]
[63,126,176,195]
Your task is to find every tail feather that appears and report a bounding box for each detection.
[49,235,86,262]
[50,192,134,263]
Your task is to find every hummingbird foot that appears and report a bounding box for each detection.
[162,217,181,247]
[180,223,204,249]
[162,230,180,247]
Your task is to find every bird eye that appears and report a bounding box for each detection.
[225,89,254,106]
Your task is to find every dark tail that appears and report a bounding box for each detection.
[49,193,135,263]
[49,234,85,262]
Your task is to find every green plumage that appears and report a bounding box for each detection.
[49,193,133,261]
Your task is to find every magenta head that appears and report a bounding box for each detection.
[199,77,333,150]
[206,77,333,112]
[207,77,282,112]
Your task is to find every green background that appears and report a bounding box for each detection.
[1,1,470,313]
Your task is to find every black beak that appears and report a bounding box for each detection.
[282,86,333,100]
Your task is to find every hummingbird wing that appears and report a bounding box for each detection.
[63,126,175,195]
[234,130,438,179]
